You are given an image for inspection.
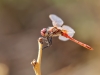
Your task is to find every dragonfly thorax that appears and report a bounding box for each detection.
[47,27,62,37]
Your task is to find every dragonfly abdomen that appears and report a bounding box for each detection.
[62,32,93,50]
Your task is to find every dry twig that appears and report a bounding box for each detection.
[31,37,43,75]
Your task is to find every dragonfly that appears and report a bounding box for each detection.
[41,14,93,50]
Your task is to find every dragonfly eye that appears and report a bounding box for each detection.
[41,28,47,36]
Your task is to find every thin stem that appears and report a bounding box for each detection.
[31,37,43,75]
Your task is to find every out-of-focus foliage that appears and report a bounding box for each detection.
[0,0,99,75]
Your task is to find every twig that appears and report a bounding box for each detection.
[31,37,43,75]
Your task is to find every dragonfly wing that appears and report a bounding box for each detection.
[62,25,75,37]
[49,14,64,27]
[59,35,69,41]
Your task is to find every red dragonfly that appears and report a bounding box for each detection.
[41,14,93,50]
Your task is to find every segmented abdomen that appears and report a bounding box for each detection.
[62,32,93,50]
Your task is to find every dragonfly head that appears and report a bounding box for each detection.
[41,28,48,37]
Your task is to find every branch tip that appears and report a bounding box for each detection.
[31,59,37,67]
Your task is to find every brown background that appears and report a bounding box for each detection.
[0,0,99,75]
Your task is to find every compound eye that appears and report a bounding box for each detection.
[40,28,47,36]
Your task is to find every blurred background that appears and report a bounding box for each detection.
[0,0,99,75]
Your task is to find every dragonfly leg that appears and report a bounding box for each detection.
[42,37,52,50]
[48,37,52,46]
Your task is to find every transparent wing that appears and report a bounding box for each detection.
[58,25,75,41]
[59,35,69,41]
[49,14,64,27]
[62,25,75,37]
